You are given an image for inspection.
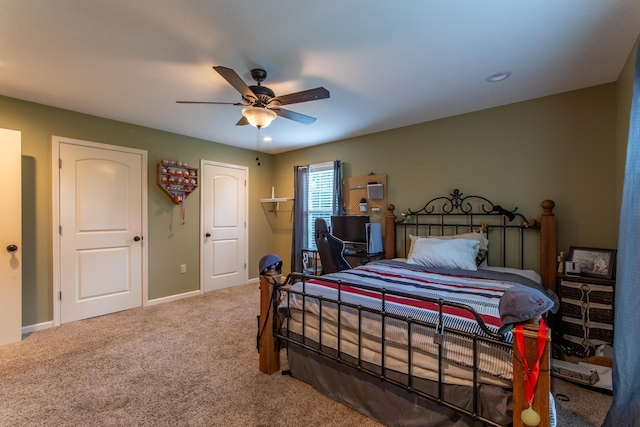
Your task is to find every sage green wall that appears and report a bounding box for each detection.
[3,65,631,326]
[1,95,275,326]
[274,84,619,274]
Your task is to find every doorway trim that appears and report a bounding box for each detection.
[0,128,22,346]
[199,159,249,292]
[51,136,148,327]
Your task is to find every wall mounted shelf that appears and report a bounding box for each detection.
[260,187,293,212]
[260,197,294,211]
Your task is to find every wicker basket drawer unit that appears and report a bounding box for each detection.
[557,276,615,357]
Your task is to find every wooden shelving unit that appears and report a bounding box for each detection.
[556,273,615,357]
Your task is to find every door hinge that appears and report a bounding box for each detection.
[59,225,62,235]
[59,291,62,301]
[59,158,62,169]
[244,263,246,269]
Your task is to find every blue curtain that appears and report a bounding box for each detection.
[603,42,640,426]
[332,160,344,216]
[290,165,309,273]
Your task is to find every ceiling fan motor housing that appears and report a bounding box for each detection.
[246,85,275,106]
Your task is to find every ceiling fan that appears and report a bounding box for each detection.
[177,66,330,128]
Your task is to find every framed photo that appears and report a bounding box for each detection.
[569,246,617,280]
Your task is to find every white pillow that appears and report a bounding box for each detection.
[406,237,480,271]
[407,233,489,267]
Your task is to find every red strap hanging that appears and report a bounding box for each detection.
[514,319,547,406]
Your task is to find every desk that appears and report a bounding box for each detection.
[344,250,384,266]
[301,248,321,275]
[302,248,384,275]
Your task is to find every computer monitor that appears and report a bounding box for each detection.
[330,215,369,244]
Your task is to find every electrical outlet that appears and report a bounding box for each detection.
[180,264,187,274]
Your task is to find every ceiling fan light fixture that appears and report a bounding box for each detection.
[242,107,277,128]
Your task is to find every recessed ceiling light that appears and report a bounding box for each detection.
[486,72,511,82]
[262,136,272,142]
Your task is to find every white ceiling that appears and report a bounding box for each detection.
[2,1,639,154]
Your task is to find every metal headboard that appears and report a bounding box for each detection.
[396,189,539,270]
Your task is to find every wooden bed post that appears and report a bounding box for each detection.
[384,204,396,259]
[512,199,555,427]
[539,200,557,294]
[259,270,280,375]
[512,318,551,427]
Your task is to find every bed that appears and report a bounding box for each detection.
[259,189,558,427]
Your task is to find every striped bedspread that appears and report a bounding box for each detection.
[281,260,545,385]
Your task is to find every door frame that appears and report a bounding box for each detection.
[199,159,249,291]
[0,128,22,345]
[51,136,149,327]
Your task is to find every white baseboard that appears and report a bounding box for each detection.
[23,321,54,335]
[147,289,202,306]
[23,282,258,333]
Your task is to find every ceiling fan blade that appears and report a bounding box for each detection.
[235,116,249,126]
[213,66,257,102]
[176,101,245,105]
[272,108,317,125]
[271,87,329,106]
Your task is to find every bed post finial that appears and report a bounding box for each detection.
[387,204,395,215]
[384,204,396,259]
[541,200,555,215]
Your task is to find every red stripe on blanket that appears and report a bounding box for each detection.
[308,279,503,328]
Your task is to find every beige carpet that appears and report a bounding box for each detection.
[0,283,611,426]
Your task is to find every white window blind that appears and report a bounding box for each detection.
[307,161,335,249]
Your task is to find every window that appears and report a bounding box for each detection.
[306,162,337,249]
[291,160,343,272]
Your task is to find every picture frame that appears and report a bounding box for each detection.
[568,246,617,280]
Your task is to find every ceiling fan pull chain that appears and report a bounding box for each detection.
[256,127,261,166]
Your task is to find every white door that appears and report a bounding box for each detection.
[0,129,22,345]
[201,160,247,292]
[55,138,147,324]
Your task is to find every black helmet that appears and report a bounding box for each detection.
[259,254,282,275]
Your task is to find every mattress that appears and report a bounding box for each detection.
[279,260,548,387]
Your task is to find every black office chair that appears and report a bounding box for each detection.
[314,217,351,274]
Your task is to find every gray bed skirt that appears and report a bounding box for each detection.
[287,343,513,427]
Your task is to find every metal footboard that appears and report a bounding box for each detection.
[275,271,513,427]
